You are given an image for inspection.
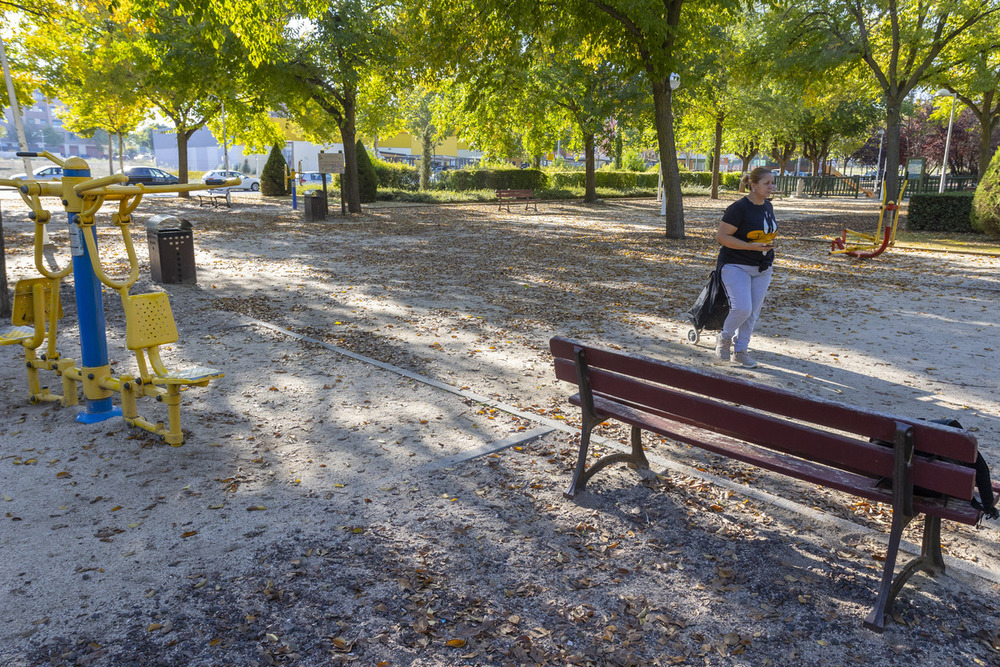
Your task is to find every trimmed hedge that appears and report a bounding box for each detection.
[440,168,547,191]
[972,147,1000,238]
[906,193,977,232]
[548,171,659,189]
[373,160,419,190]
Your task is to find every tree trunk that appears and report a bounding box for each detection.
[584,132,596,202]
[340,89,361,213]
[711,115,723,200]
[176,127,196,198]
[613,132,623,170]
[108,134,113,174]
[420,126,433,190]
[771,140,795,176]
[118,132,125,173]
[976,91,998,179]
[651,78,684,238]
[0,206,9,319]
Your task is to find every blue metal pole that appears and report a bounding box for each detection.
[63,162,121,423]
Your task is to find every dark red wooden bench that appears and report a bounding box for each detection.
[550,336,998,632]
[496,188,538,212]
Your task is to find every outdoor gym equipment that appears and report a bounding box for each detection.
[830,180,908,259]
[0,151,236,444]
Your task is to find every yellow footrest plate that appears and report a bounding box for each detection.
[0,325,36,346]
[156,366,225,384]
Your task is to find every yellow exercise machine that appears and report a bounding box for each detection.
[830,180,908,259]
[0,151,236,444]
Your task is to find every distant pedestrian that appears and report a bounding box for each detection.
[714,167,777,368]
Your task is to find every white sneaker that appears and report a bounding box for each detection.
[732,351,758,368]
[715,336,732,361]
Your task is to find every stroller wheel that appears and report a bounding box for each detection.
[687,328,700,344]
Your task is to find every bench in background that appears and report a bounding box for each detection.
[496,189,538,213]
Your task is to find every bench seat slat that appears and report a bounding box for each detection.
[557,358,975,500]
[551,337,977,463]
[578,394,981,526]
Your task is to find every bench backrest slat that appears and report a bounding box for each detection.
[557,359,975,499]
[589,394,979,523]
[550,336,978,464]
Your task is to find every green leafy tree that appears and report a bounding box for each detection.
[260,143,289,196]
[929,25,1000,179]
[526,37,646,202]
[787,0,1000,201]
[258,2,403,214]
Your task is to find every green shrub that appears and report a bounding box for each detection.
[721,173,742,190]
[678,171,712,188]
[260,143,288,196]
[356,141,378,203]
[373,160,419,190]
[442,168,547,191]
[971,147,1000,238]
[906,193,977,232]
[547,170,658,190]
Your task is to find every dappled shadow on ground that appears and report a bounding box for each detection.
[3,194,1000,665]
[22,434,1000,666]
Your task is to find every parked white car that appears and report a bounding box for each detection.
[202,170,260,191]
[10,165,64,181]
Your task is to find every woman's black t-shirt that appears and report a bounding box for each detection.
[718,196,777,270]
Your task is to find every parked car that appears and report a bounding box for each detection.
[10,165,64,181]
[298,171,326,187]
[123,166,179,186]
[202,169,260,191]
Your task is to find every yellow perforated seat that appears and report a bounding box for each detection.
[0,278,73,405]
[0,278,62,349]
[126,293,224,385]
[121,292,223,445]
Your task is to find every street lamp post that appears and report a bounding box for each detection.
[935,89,957,194]
[661,73,681,216]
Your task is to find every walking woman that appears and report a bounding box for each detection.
[715,167,777,368]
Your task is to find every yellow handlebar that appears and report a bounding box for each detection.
[95,178,241,200]
[75,173,130,194]
[16,150,66,168]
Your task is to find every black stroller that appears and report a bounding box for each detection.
[684,268,729,344]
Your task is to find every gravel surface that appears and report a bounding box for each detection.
[1,190,998,666]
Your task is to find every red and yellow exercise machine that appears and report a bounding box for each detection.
[830,180,908,259]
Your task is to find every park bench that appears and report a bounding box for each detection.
[550,336,998,631]
[496,188,538,213]
[198,191,231,208]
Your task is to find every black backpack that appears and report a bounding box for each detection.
[872,419,997,521]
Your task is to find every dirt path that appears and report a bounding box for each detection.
[1,191,998,666]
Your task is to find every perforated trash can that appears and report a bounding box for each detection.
[303,190,328,221]
[147,215,197,284]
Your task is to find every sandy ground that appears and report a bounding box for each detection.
[1,188,999,666]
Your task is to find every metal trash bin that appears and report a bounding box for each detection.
[147,215,197,284]
[303,190,328,221]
